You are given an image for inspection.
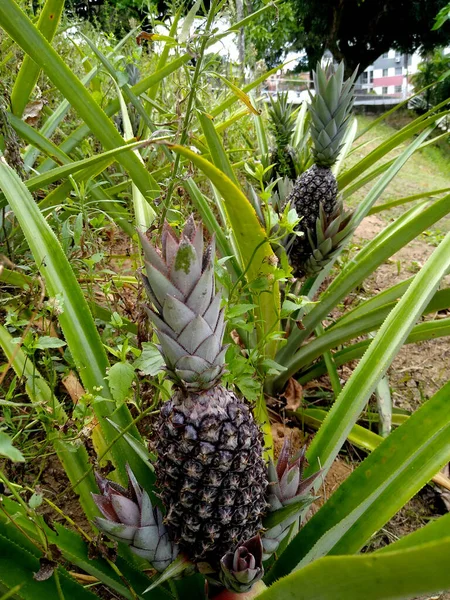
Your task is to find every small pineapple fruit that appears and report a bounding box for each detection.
[267,92,297,182]
[287,62,357,276]
[139,217,268,568]
[92,466,178,572]
[262,437,321,559]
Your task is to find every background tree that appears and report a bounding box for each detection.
[248,0,450,76]
[411,49,450,111]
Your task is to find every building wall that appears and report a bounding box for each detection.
[356,49,418,96]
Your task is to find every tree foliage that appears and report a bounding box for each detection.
[411,49,450,110]
[248,0,450,76]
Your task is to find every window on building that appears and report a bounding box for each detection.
[362,72,368,82]
[382,52,389,59]
[395,85,402,93]
[369,71,374,83]
[395,66,402,75]
[382,68,388,76]
[382,86,388,94]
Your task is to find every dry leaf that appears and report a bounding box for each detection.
[23,99,46,126]
[62,371,85,405]
[33,558,56,581]
[437,463,450,511]
[283,378,303,411]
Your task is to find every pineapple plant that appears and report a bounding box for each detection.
[138,216,268,569]
[286,62,357,277]
[267,92,298,182]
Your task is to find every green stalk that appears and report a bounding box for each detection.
[160,0,220,221]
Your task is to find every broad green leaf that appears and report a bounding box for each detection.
[34,336,66,349]
[369,186,450,215]
[375,512,450,554]
[210,64,284,118]
[198,108,239,186]
[297,407,382,454]
[168,144,280,359]
[212,73,260,115]
[339,112,448,190]
[107,362,135,404]
[24,139,150,193]
[10,0,64,117]
[0,432,25,462]
[263,497,314,530]
[179,0,201,42]
[0,0,159,201]
[261,536,450,600]
[0,498,170,600]
[22,26,139,171]
[299,318,450,383]
[8,110,71,165]
[285,287,450,371]
[133,342,165,376]
[0,267,33,288]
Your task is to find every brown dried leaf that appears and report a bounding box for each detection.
[62,371,85,405]
[437,463,450,512]
[283,378,303,411]
[23,99,46,126]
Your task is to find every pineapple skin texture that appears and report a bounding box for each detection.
[155,384,268,566]
[288,164,338,274]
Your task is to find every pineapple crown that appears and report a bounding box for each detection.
[309,61,357,168]
[268,92,296,149]
[139,216,227,392]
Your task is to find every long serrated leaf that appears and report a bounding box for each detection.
[302,229,450,480]
[266,378,450,581]
[22,27,138,170]
[261,536,450,600]
[0,160,150,487]
[0,0,159,201]
[299,318,450,384]
[179,0,201,42]
[275,190,450,384]
[10,0,65,117]
[0,527,98,599]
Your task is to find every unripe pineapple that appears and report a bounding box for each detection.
[267,93,298,182]
[287,62,357,276]
[139,217,268,567]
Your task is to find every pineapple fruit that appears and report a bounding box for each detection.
[139,217,268,568]
[286,62,357,277]
[267,92,297,182]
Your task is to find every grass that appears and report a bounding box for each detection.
[344,114,450,223]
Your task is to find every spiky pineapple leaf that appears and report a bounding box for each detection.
[260,536,450,600]
[263,497,315,530]
[266,377,450,582]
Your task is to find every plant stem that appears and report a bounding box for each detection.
[160,0,219,223]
